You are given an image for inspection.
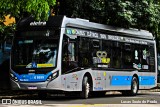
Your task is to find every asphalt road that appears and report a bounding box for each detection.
[0,91,160,107]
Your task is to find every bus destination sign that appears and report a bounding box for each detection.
[66,28,148,45]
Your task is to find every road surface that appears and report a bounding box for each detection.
[0,91,160,107]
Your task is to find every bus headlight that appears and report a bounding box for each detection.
[47,71,59,81]
[10,72,18,82]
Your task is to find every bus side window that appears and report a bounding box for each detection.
[133,45,141,70]
[122,43,134,69]
[141,45,149,70]
[92,39,101,67]
[112,41,122,69]
[149,45,155,72]
[62,36,78,74]
[78,37,91,67]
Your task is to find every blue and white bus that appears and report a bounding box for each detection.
[10,16,157,98]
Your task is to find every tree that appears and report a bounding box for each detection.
[104,0,136,28]
[0,22,15,53]
[0,0,56,53]
[58,0,160,36]
[0,0,56,22]
[58,0,105,23]
[134,0,160,31]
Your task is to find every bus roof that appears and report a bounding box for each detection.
[17,15,154,40]
[62,16,153,40]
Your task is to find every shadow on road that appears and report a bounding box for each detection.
[0,58,11,90]
[11,93,125,100]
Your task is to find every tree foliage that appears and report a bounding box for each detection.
[0,22,15,52]
[0,0,159,35]
[59,0,105,23]
[59,0,160,35]
[0,0,56,52]
[105,0,135,28]
[0,0,56,40]
[134,0,160,32]
[0,0,56,21]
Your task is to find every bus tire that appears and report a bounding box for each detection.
[80,76,90,99]
[121,76,138,96]
[130,76,139,96]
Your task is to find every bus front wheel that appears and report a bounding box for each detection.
[130,76,139,96]
[80,76,90,99]
[122,76,139,96]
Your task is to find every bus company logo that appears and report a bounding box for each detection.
[2,99,11,104]
[30,21,46,26]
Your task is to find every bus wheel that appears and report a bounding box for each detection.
[121,77,138,96]
[80,76,90,99]
[130,76,138,96]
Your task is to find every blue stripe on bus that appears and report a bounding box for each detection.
[13,72,52,82]
[111,76,155,86]
[139,76,155,85]
[111,76,132,86]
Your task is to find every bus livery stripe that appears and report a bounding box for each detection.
[111,76,132,86]
[13,72,52,82]
[139,76,155,85]
[111,76,155,86]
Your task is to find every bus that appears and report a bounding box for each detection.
[10,16,157,98]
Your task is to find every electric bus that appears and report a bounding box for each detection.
[10,16,157,98]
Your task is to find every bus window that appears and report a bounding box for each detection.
[141,45,149,70]
[62,35,78,73]
[149,45,155,72]
[93,40,111,68]
[78,37,91,67]
[13,38,58,69]
[112,41,122,69]
[92,39,101,67]
[122,43,134,69]
[92,39,100,48]
[133,45,142,70]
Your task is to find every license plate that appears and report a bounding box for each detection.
[28,86,37,90]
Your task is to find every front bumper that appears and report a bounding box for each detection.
[10,77,63,91]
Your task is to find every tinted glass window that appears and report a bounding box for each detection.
[12,38,58,69]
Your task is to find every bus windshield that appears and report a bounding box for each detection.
[12,31,59,70]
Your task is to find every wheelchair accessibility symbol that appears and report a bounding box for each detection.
[32,62,37,68]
